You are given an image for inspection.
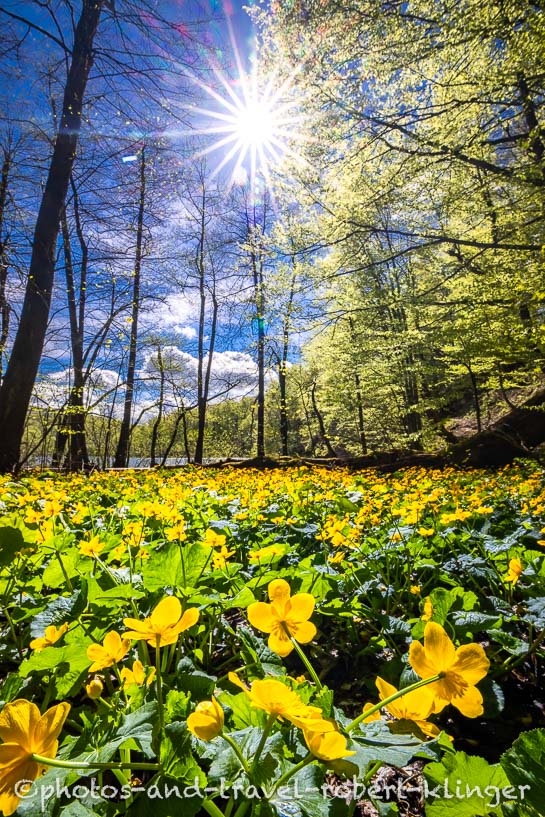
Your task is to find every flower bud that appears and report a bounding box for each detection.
[86,678,104,700]
[187,698,224,741]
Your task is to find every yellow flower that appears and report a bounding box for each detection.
[409,585,421,595]
[538,539,545,547]
[203,529,226,548]
[361,702,381,723]
[246,678,310,721]
[86,678,104,699]
[29,623,69,652]
[421,597,433,621]
[86,631,131,672]
[187,698,224,741]
[505,558,523,584]
[409,622,490,717]
[120,660,156,687]
[79,535,104,558]
[0,699,70,816]
[375,677,439,738]
[328,551,346,564]
[212,545,234,570]
[164,521,186,542]
[123,597,199,647]
[303,723,355,762]
[417,527,435,537]
[247,579,316,657]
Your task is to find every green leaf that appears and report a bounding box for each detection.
[30,587,88,638]
[424,751,509,817]
[175,657,216,698]
[501,729,545,815]
[0,526,25,565]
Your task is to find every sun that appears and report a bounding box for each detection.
[191,50,307,193]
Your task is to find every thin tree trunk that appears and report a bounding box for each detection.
[149,346,165,467]
[161,405,186,466]
[0,0,103,472]
[0,148,12,384]
[194,184,219,464]
[113,147,146,468]
[278,269,296,457]
[311,380,337,458]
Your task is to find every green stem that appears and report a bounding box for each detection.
[222,733,251,775]
[55,551,73,592]
[232,801,250,817]
[346,674,442,732]
[31,754,160,771]
[155,638,164,733]
[281,623,322,690]
[251,713,276,773]
[202,799,226,817]
[270,754,313,796]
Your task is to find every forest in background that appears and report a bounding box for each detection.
[0,0,544,471]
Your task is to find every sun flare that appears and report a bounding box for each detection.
[191,47,307,193]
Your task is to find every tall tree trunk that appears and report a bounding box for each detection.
[113,147,146,468]
[347,317,367,455]
[0,0,103,472]
[0,148,12,384]
[149,346,165,467]
[194,184,218,465]
[52,200,89,470]
[278,267,296,457]
[161,405,186,466]
[311,380,337,458]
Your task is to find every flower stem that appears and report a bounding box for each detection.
[31,754,160,771]
[155,638,164,733]
[222,733,251,775]
[251,713,276,773]
[346,674,442,732]
[270,753,313,796]
[202,799,226,817]
[281,623,322,690]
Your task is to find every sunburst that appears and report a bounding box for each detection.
[191,38,308,193]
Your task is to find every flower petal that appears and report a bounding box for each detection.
[150,597,181,629]
[0,701,40,752]
[451,684,484,718]
[290,620,317,644]
[408,641,438,680]
[423,622,456,672]
[178,607,199,632]
[268,579,291,604]
[32,703,70,755]
[268,630,294,657]
[247,602,276,633]
[287,593,315,622]
[450,644,490,685]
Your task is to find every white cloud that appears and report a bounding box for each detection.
[179,326,197,340]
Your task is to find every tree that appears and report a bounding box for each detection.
[0,0,104,472]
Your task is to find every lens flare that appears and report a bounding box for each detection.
[190,33,308,194]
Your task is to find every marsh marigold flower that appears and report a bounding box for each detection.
[85,678,104,700]
[120,660,156,687]
[29,623,69,652]
[187,698,224,741]
[409,622,489,717]
[86,631,130,672]
[0,699,70,816]
[123,597,199,648]
[303,723,355,762]
[374,677,439,738]
[79,535,104,558]
[505,558,523,585]
[247,579,316,657]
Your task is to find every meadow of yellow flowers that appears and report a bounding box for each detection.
[0,463,543,817]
